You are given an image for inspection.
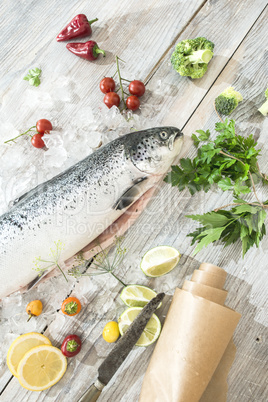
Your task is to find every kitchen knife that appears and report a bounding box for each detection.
[77,292,165,402]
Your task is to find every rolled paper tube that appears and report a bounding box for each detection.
[182,280,228,305]
[199,339,237,402]
[191,269,226,289]
[139,289,241,402]
[199,263,227,279]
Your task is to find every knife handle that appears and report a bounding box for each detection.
[78,379,105,402]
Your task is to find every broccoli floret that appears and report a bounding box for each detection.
[258,88,268,116]
[171,37,214,79]
[215,87,243,115]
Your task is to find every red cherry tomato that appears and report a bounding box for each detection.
[100,77,116,94]
[36,119,53,134]
[31,133,45,148]
[104,92,120,109]
[61,334,82,357]
[129,80,145,97]
[126,95,140,111]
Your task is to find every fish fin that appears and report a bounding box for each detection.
[113,177,148,210]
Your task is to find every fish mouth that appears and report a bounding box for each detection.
[168,129,184,151]
[175,129,184,139]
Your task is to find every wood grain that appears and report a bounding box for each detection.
[0,0,268,401]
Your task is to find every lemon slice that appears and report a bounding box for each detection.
[140,246,181,277]
[118,307,161,347]
[17,345,67,391]
[7,332,52,377]
[120,285,161,308]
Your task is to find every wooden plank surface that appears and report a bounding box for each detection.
[0,0,268,401]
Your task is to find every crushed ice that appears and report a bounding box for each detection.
[0,73,163,370]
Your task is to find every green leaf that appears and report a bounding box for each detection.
[196,129,210,141]
[218,177,233,191]
[191,134,200,147]
[240,224,249,239]
[180,158,194,173]
[23,67,42,87]
[233,181,251,196]
[186,212,230,228]
[233,204,259,215]
[191,226,226,255]
[257,209,267,232]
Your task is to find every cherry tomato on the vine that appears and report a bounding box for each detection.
[129,80,145,97]
[100,77,116,94]
[126,95,140,111]
[104,92,120,109]
[31,133,45,148]
[36,119,53,134]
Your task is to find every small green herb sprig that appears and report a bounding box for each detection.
[164,119,268,256]
[68,236,127,286]
[33,240,68,281]
[23,68,41,87]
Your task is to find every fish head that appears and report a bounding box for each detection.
[126,127,184,174]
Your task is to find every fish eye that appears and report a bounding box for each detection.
[159,131,168,140]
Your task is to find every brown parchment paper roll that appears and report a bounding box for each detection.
[182,280,228,305]
[191,269,226,288]
[139,263,241,402]
[199,262,227,278]
[200,339,237,402]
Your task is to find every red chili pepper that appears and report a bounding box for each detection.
[56,15,98,42]
[66,41,105,61]
[61,334,82,357]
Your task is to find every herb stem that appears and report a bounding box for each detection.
[116,56,126,109]
[56,263,68,282]
[110,271,126,287]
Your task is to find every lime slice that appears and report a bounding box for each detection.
[140,246,181,277]
[120,285,161,308]
[118,307,161,347]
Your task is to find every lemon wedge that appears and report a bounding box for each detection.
[17,345,67,391]
[7,332,51,377]
[140,246,181,277]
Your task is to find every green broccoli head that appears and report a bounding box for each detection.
[215,87,243,115]
[258,87,268,116]
[171,37,214,79]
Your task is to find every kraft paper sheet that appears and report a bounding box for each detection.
[139,263,241,402]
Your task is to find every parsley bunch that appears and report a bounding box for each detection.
[164,119,268,256]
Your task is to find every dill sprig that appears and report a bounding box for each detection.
[33,240,68,282]
[68,236,127,286]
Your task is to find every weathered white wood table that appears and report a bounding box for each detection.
[0,0,267,401]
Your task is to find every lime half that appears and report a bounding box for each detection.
[140,246,181,277]
[118,307,161,347]
[120,285,161,308]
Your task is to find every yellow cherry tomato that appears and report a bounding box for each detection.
[102,321,120,343]
[26,300,43,321]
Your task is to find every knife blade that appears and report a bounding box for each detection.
[77,292,165,402]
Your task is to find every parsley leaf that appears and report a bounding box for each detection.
[23,68,41,87]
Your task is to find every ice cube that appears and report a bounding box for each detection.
[1,293,22,319]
